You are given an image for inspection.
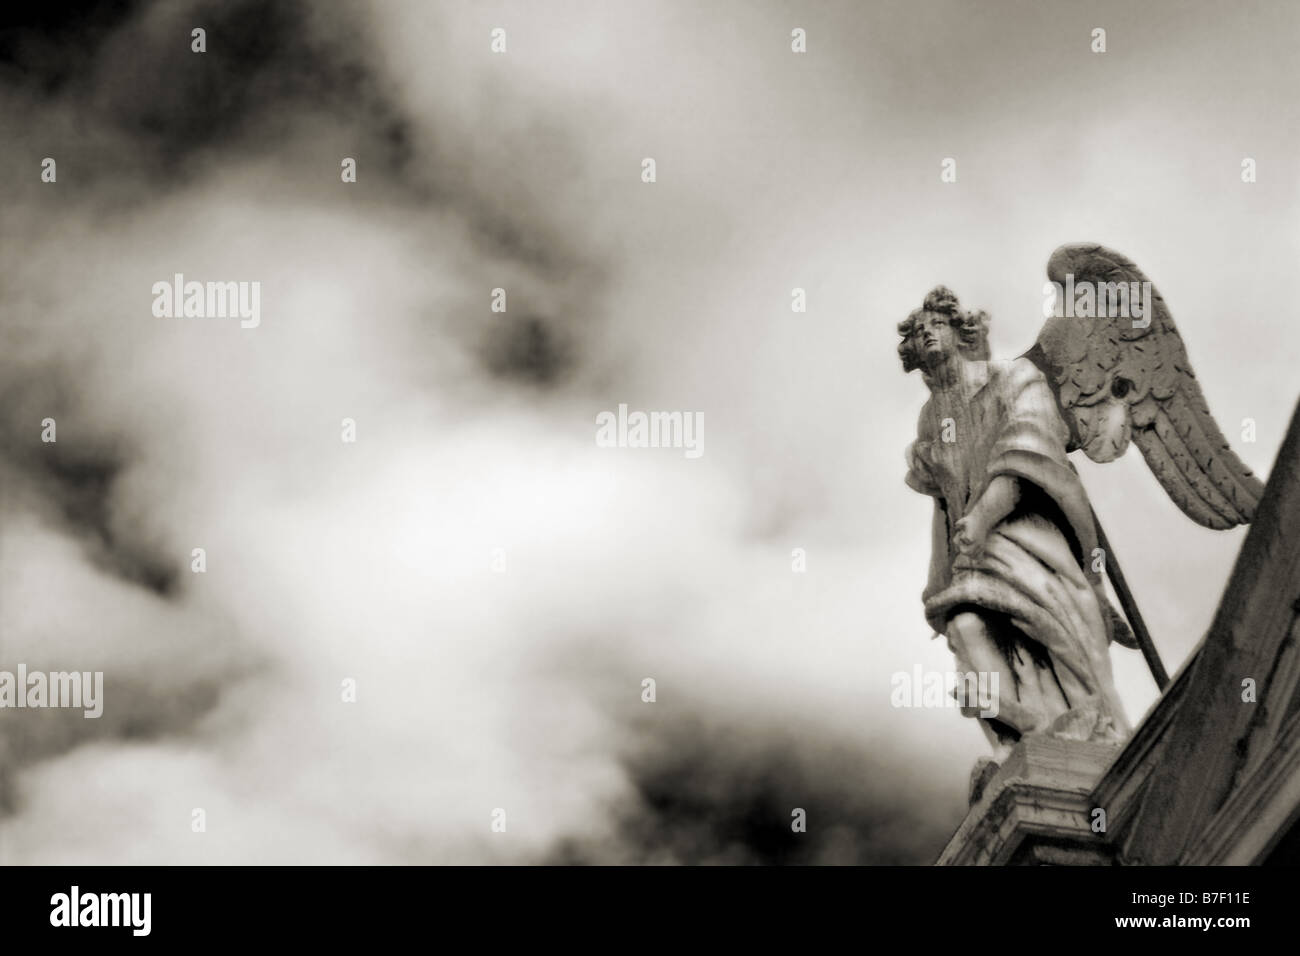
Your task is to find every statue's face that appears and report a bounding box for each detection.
[916,312,957,364]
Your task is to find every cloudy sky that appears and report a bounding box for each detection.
[1,0,1296,864]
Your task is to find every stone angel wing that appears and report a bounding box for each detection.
[1023,243,1264,529]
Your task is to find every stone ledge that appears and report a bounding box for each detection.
[936,734,1121,865]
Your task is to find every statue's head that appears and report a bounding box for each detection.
[897,286,990,374]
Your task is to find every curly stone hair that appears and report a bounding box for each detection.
[896,285,990,372]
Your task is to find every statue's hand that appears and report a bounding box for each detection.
[953,512,990,563]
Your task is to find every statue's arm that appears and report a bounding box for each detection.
[922,498,950,605]
[954,475,1021,559]
[956,362,1053,557]
[904,442,940,496]
[904,405,941,497]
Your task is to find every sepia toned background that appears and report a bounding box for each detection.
[1,0,1296,864]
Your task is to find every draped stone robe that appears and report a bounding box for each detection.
[905,356,1130,742]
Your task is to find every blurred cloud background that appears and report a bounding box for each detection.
[0,0,1296,864]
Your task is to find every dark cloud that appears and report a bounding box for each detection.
[543,709,964,865]
[0,0,143,95]
[3,0,610,389]
[0,362,179,598]
[0,0,410,195]
[3,672,227,778]
[483,314,574,388]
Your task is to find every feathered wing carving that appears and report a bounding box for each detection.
[1024,243,1263,530]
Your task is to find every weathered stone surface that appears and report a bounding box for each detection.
[937,734,1120,866]
[1116,399,1300,864]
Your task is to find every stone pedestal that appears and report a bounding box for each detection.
[936,734,1121,866]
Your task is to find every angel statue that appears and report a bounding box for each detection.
[899,243,1262,767]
